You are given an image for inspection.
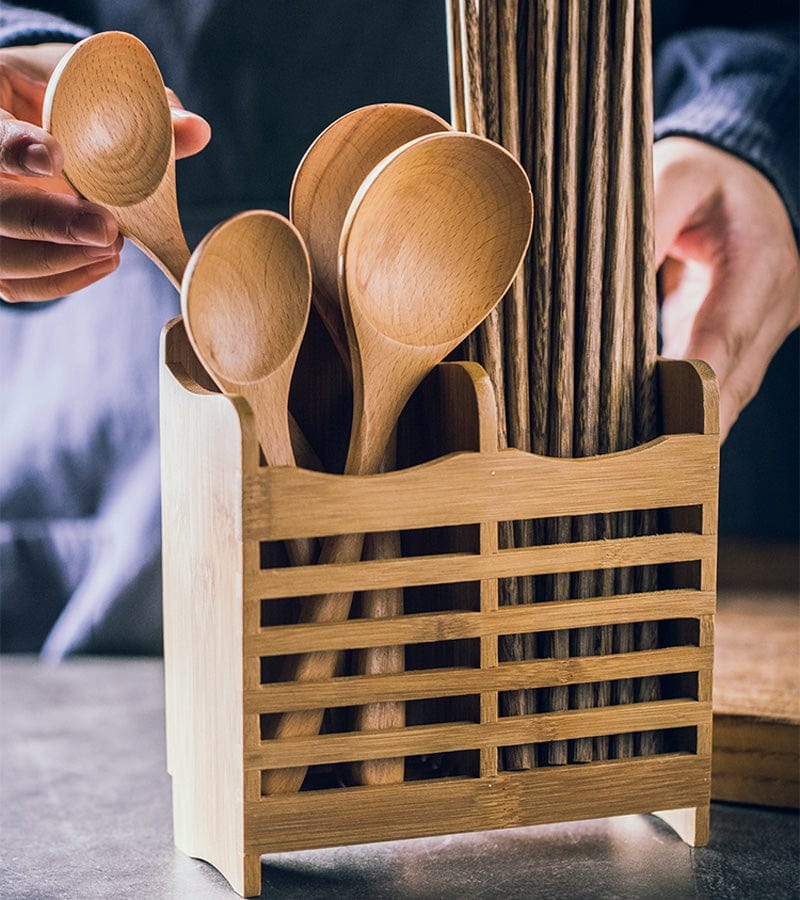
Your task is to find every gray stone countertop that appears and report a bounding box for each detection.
[1,656,797,899]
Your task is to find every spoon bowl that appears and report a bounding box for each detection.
[43,31,189,288]
[290,103,450,362]
[181,210,312,467]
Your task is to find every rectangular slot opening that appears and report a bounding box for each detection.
[259,522,481,571]
[260,573,481,630]
[499,505,703,550]
[277,748,482,792]
[259,634,480,686]
[498,725,698,769]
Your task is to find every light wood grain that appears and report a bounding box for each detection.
[243,435,718,542]
[289,103,449,365]
[248,533,717,602]
[252,700,710,770]
[180,211,314,569]
[245,756,711,854]
[43,31,190,288]
[161,315,717,895]
[160,318,259,897]
[349,528,406,785]
[248,590,716,657]
[247,646,713,715]
[712,590,799,808]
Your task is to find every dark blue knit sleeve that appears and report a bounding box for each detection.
[0,3,89,47]
[654,23,799,239]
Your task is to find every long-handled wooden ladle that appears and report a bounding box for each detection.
[43,31,190,289]
[263,131,532,794]
[290,103,450,785]
[180,210,315,568]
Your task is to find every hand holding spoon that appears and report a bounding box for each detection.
[43,31,190,289]
[291,103,451,785]
[263,131,532,794]
[181,210,315,568]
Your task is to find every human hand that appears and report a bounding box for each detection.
[654,136,800,441]
[0,42,210,302]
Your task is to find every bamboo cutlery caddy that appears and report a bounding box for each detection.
[161,316,719,898]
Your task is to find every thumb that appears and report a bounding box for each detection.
[0,109,63,176]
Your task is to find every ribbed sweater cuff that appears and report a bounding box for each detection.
[0,7,89,48]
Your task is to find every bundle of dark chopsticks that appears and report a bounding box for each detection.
[447,0,662,767]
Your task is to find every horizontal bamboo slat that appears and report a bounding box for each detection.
[244,754,711,854]
[243,436,718,541]
[248,699,710,769]
[248,589,715,655]
[250,533,715,601]
[247,645,712,714]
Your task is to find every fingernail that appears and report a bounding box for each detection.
[83,244,117,259]
[22,142,55,176]
[89,256,120,277]
[69,213,110,246]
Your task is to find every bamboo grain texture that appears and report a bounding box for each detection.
[243,435,718,542]
[246,646,713,715]
[250,700,710,771]
[245,755,711,855]
[247,590,716,656]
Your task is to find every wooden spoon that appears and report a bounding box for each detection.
[181,210,314,568]
[43,31,190,289]
[290,103,450,786]
[340,131,532,476]
[263,131,532,794]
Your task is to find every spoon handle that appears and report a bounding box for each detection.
[112,195,191,292]
[349,529,405,786]
[261,530,366,795]
[349,428,405,785]
[145,231,191,291]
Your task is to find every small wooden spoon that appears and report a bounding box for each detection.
[263,132,532,794]
[290,103,450,786]
[181,210,314,567]
[43,31,190,289]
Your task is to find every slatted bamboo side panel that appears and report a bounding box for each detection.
[160,318,719,897]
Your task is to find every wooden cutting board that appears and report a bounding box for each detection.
[712,555,799,808]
